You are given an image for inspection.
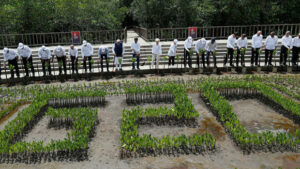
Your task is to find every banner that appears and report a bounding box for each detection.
[188,27,197,39]
[71,31,81,44]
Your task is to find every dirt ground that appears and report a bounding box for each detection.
[0,94,299,169]
[22,116,70,144]
[230,99,300,135]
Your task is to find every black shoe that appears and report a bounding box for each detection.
[269,63,273,66]
[230,64,235,67]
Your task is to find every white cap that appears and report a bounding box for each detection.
[18,43,24,48]
[3,48,8,53]
[42,45,46,50]
[117,39,121,42]
[188,36,192,41]
[83,40,87,45]
[174,39,178,43]
[201,38,206,41]
[155,38,160,42]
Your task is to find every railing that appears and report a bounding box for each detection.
[133,27,148,40]
[0,29,127,48]
[135,24,300,41]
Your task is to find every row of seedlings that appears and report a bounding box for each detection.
[199,80,300,154]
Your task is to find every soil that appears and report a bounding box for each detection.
[230,99,300,135]
[22,116,70,144]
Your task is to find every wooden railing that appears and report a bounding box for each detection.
[135,24,300,41]
[0,29,127,48]
[133,27,148,40]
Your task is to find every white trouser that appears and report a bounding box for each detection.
[152,54,160,69]
[114,56,123,70]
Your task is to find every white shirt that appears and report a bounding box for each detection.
[205,41,217,52]
[69,47,78,58]
[81,43,94,58]
[4,50,19,61]
[237,37,248,49]
[265,35,278,50]
[292,37,300,47]
[168,43,177,56]
[227,35,236,48]
[195,39,206,53]
[98,46,110,57]
[252,34,263,48]
[38,47,51,60]
[184,39,193,51]
[17,45,32,58]
[131,42,140,54]
[52,46,66,57]
[281,35,292,49]
[152,44,162,55]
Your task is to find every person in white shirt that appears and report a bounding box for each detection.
[205,38,217,67]
[195,38,206,68]
[3,48,20,78]
[280,31,293,66]
[113,39,125,71]
[98,45,110,72]
[81,40,94,72]
[236,34,248,67]
[38,45,52,76]
[251,31,263,66]
[17,43,35,77]
[184,36,193,68]
[69,45,79,74]
[168,39,178,67]
[53,45,67,75]
[292,33,300,66]
[264,32,278,66]
[131,37,141,70]
[152,38,162,69]
[224,32,237,67]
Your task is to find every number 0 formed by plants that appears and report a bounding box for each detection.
[120,83,216,158]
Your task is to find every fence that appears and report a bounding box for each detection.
[0,28,127,48]
[134,24,300,41]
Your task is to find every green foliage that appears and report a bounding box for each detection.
[0,0,127,34]
[198,80,300,152]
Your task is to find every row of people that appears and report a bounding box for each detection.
[224,31,300,67]
[1,32,299,79]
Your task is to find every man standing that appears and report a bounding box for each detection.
[38,46,52,76]
[292,33,300,66]
[236,34,248,67]
[131,37,141,70]
[17,43,35,77]
[53,45,67,75]
[81,40,94,72]
[264,32,278,66]
[195,38,206,68]
[168,39,178,67]
[280,31,293,66]
[3,48,20,79]
[224,33,237,67]
[205,38,217,68]
[184,36,193,68]
[152,38,162,69]
[98,45,110,72]
[251,31,263,66]
[113,39,125,71]
[69,45,78,74]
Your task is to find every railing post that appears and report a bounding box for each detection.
[124,27,127,43]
